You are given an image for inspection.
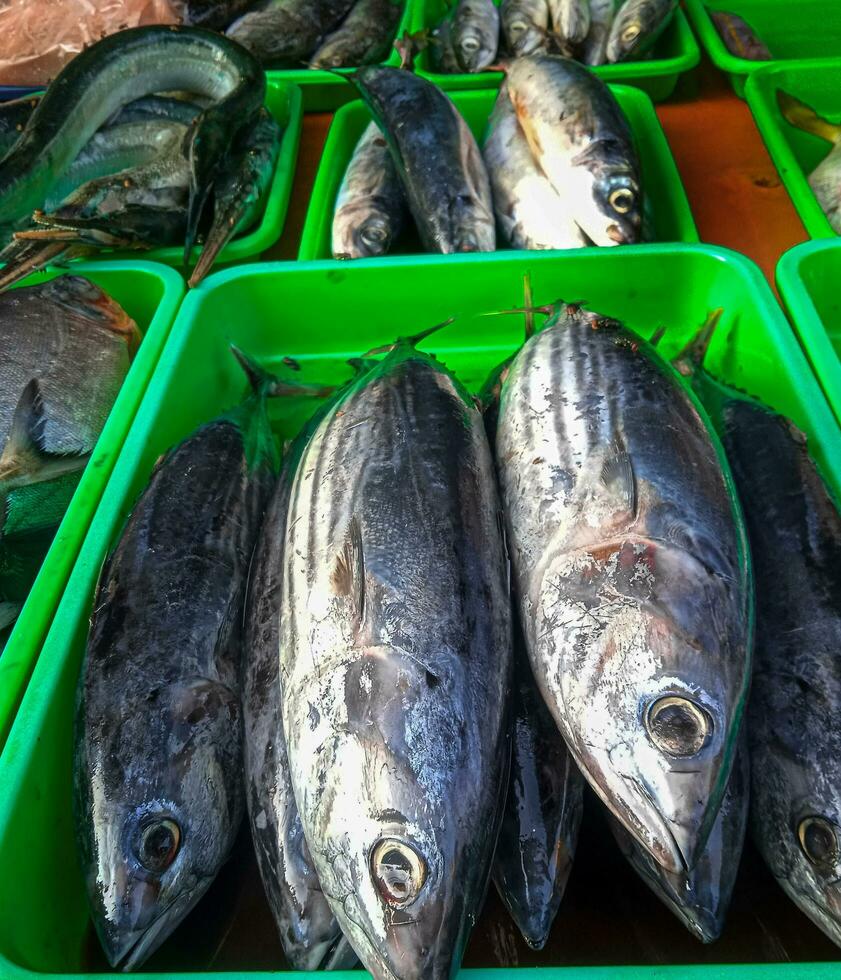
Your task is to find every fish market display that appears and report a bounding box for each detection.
[74,348,279,970]
[332,122,407,258]
[494,302,752,874]
[429,0,678,72]
[0,26,278,287]
[352,67,496,252]
[0,276,137,545]
[778,91,841,234]
[280,336,512,978]
[610,744,749,943]
[709,10,771,61]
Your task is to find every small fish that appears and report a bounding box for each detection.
[778,91,841,234]
[710,10,771,61]
[183,0,261,29]
[494,303,752,875]
[610,743,749,943]
[492,630,584,949]
[311,0,405,67]
[606,0,676,62]
[227,0,356,65]
[353,67,496,252]
[548,0,590,45]
[501,0,551,57]
[280,334,512,980]
[73,348,279,970]
[452,0,500,71]
[505,55,641,245]
[581,0,615,65]
[332,122,407,259]
[483,85,589,250]
[430,19,462,72]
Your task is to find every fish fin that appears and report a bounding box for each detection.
[362,317,454,356]
[333,516,366,632]
[672,308,723,377]
[523,273,535,339]
[347,356,375,377]
[0,240,74,294]
[649,324,667,348]
[282,356,301,372]
[0,601,20,632]
[231,344,333,401]
[777,91,841,144]
[231,345,276,396]
[600,436,637,523]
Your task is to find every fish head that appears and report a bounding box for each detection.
[606,0,674,62]
[505,17,545,56]
[334,204,397,259]
[454,26,495,72]
[570,156,641,246]
[540,537,747,874]
[76,678,243,969]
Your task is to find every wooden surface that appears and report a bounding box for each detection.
[269,57,810,286]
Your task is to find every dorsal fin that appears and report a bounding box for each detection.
[333,516,366,632]
[600,436,637,523]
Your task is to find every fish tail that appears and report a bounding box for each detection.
[672,308,724,378]
[777,90,841,144]
[230,345,335,400]
[361,317,455,357]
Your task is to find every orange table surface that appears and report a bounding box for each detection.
[269,57,810,288]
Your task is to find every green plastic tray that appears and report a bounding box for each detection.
[777,238,841,430]
[298,85,698,261]
[745,58,841,240]
[408,4,699,101]
[0,260,184,756]
[684,0,841,99]
[0,244,840,978]
[107,80,302,272]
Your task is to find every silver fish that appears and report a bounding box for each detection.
[311,0,405,67]
[452,0,500,72]
[581,0,615,65]
[606,0,676,62]
[610,743,749,942]
[332,122,407,259]
[500,0,550,56]
[279,340,512,980]
[483,85,589,250]
[494,304,752,875]
[548,0,590,44]
[227,0,356,65]
[505,55,641,245]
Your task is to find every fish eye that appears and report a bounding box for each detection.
[461,36,481,52]
[371,838,427,908]
[645,696,712,757]
[360,222,388,246]
[798,817,839,871]
[609,188,635,214]
[137,818,181,873]
[622,24,641,43]
[510,19,528,33]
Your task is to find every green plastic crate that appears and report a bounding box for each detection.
[745,59,841,240]
[298,85,698,261]
[777,239,841,430]
[408,4,699,101]
[0,260,184,756]
[0,244,840,978]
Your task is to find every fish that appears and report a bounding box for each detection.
[311,0,405,67]
[332,122,407,259]
[504,56,641,246]
[709,10,771,61]
[430,19,462,72]
[492,626,584,949]
[105,95,204,128]
[353,66,496,252]
[227,0,356,66]
[183,0,261,29]
[493,302,752,875]
[500,0,550,57]
[581,0,615,65]
[188,106,282,287]
[0,25,265,265]
[777,91,841,234]
[73,348,279,971]
[452,0,500,72]
[0,94,40,159]
[483,84,589,250]
[610,742,749,943]
[279,335,512,980]
[606,0,676,62]
[548,0,590,45]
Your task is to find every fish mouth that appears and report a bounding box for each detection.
[606,223,628,244]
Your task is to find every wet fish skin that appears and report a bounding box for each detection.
[500,0,550,57]
[483,85,588,250]
[610,742,749,943]
[715,399,841,948]
[548,0,590,45]
[280,343,512,980]
[354,67,495,252]
[430,19,462,73]
[184,0,261,29]
[492,631,584,949]
[494,304,751,875]
[227,0,356,65]
[505,55,641,246]
[710,10,771,61]
[0,95,40,160]
[452,0,500,72]
[332,122,407,259]
[74,353,278,971]
[581,0,615,65]
[606,0,676,62]
[311,0,405,67]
